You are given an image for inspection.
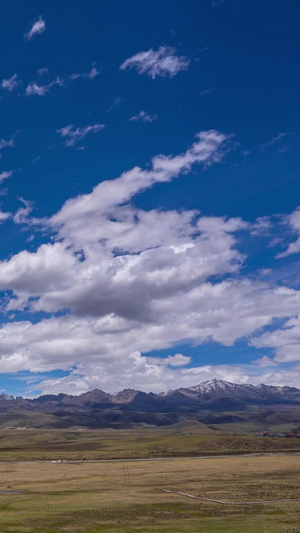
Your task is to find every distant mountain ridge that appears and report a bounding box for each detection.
[2,379,300,404]
[1,379,300,429]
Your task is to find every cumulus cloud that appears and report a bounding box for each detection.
[0,74,20,92]
[120,46,190,79]
[36,357,250,395]
[1,129,300,393]
[252,315,300,364]
[48,130,228,246]
[26,16,46,41]
[57,124,105,147]
[130,110,158,123]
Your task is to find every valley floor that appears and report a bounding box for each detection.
[0,454,299,532]
[1,425,300,462]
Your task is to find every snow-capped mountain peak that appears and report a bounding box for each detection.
[189,379,240,394]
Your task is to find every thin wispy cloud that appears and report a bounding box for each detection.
[130,110,158,123]
[68,63,100,82]
[106,97,124,113]
[0,137,14,150]
[120,46,190,79]
[26,16,46,41]
[86,63,100,80]
[36,68,49,76]
[13,197,34,225]
[26,77,63,97]
[0,170,13,183]
[0,74,21,92]
[260,132,290,150]
[200,88,215,95]
[212,0,225,6]
[26,64,98,97]
[57,124,105,147]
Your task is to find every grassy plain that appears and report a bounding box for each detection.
[1,426,300,462]
[0,454,299,532]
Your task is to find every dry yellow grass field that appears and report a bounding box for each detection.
[0,454,299,532]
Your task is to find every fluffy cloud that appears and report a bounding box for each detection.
[36,358,249,395]
[120,46,190,79]
[57,124,105,147]
[252,315,300,364]
[48,129,228,246]
[26,82,49,97]
[0,74,20,92]
[130,110,158,123]
[0,211,11,223]
[1,129,300,393]
[26,16,46,41]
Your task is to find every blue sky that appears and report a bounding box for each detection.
[0,0,300,396]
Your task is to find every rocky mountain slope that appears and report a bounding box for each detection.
[1,379,300,429]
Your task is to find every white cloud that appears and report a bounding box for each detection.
[250,216,271,236]
[252,356,276,368]
[130,110,158,123]
[0,211,11,223]
[46,130,227,246]
[13,198,34,225]
[26,83,48,97]
[252,315,300,364]
[0,74,20,92]
[26,16,46,41]
[68,63,100,82]
[26,64,99,97]
[120,46,190,79]
[2,128,300,393]
[36,67,49,76]
[57,124,105,147]
[277,207,300,258]
[0,137,14,150]
[86,64,100,80]
[36,356,249,395]
[106,97,124,113]
[260,132,290,150]
[25,76,63,97]
[161,354,191,367]
[0,170,13,183]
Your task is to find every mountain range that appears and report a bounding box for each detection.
[1,379,300,429]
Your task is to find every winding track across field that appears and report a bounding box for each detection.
[162,489,300,505]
